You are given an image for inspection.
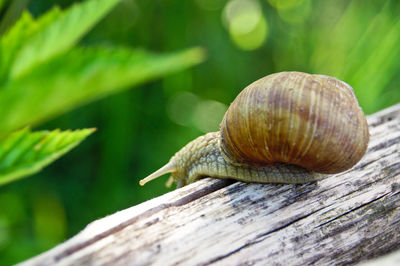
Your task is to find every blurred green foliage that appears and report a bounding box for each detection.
[0,0,204,188]
[0,0,399,264]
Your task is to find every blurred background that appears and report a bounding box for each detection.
[0,0,399,264]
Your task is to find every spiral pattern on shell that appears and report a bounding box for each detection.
[219,71,369,174]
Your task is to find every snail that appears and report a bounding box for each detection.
[139,72,369,188]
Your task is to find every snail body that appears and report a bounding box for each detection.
[140,72,369,188]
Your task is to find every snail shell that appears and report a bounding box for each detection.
[140,72,369,188]
[220,72,369,174]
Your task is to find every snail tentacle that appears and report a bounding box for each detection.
[139,162,176,186]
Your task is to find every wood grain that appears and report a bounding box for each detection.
[20,103,400,266]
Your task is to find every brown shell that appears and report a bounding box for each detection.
[219,72,369,174]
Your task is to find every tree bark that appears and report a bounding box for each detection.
[20,103,400,266]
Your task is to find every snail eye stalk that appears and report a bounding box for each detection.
[139,162,176,186]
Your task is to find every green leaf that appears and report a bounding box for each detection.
[0,128,95,186]
[10,0,120,78]
[0,0,29,35]
[0,46,206,135]
[0,8,62,82]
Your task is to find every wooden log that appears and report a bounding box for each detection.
[20,103,400,266]
[359,248,400,266]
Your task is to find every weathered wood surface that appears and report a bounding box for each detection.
[359,247,400,266]
[21,103,400,266]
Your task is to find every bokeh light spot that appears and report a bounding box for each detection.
[167,92,200,126]
[224,0,262,34]
[223,0,268,51]
[230,15,269,51]
[167,91,227,133]
[192,100,228,133]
